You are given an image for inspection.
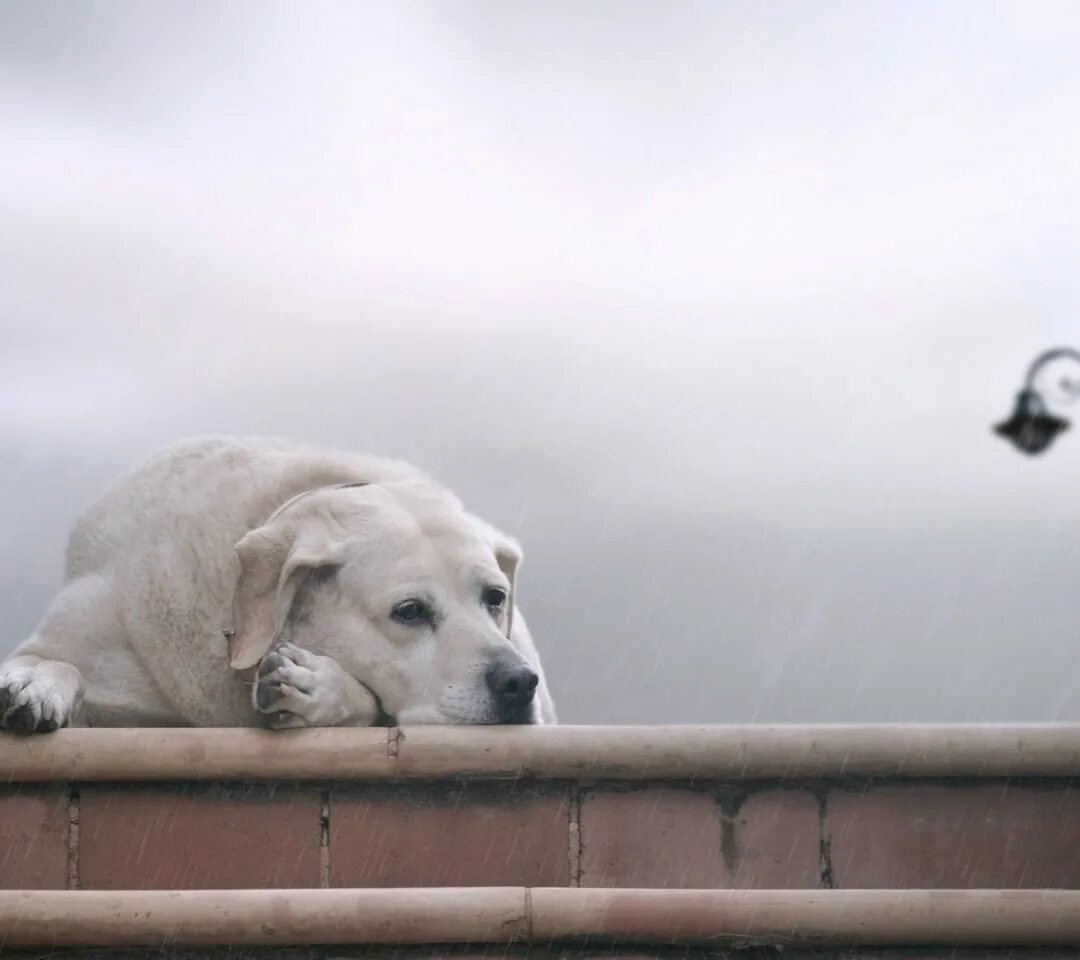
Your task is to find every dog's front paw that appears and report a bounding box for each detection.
[254,643,378,729]
[0,668,72,734]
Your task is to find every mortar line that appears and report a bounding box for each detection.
[568,784,582,887]
[66,785,80,891]
[319,789,331,889]
[818,790,835,889]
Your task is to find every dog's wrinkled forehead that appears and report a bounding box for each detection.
[265,481,369,524]
[322,481,498,569]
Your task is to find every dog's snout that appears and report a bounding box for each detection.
[485,658,538,722]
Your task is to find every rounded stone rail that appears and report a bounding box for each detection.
[3,888,1080,948]
[3,723,1080,781]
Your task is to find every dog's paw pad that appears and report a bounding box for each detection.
[0,676,69,735]
[253,646,317,720]
[257,653,286,679]
[255,678,285,712]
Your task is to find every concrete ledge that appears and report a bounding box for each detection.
[4,888,1080,949]
[4,724,1080,782]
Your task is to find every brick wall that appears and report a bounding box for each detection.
[5,777,1080,892]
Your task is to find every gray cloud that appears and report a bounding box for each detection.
[3,0,1080,722]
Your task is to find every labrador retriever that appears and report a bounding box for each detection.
[0,436,556,732]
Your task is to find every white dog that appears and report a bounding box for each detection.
[0,436,556,733]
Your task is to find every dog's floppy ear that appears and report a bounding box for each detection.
[493,532,522,594]
[228,503,347,670]
[470,515,523,637]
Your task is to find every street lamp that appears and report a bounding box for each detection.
[993,347,1080,455]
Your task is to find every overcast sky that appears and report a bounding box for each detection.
[2,1,1079,723]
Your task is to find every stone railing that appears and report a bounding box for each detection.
[2,724,1080,956]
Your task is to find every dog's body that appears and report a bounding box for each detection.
[0,436,555,732]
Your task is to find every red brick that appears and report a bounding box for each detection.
[728,790,822,887]
[329,783,569,887]
[828,784,1080,888]
[580,789,720,888]
[0,788,69,889]
[579,787,821,888]
[78,785,320,889]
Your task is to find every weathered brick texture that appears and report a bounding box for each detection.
[0,787,69,889]
[6,777,1080,892]
[77,785,321,889]
[827,784,1080,889]
[329,783,570,887]
[579,787,821,888]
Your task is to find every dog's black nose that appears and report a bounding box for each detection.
[485,659,539,722]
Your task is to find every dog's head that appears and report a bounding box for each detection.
[227,481,546,724]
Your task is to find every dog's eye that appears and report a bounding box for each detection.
[482,587,507,610]
[391,599,431,625]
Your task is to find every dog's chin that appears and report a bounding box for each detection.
[489,706,538,726]
[395,702,538,726]
[467,705,539,726]
[392,705,453,725]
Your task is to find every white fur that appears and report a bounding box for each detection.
[0,436,556,732]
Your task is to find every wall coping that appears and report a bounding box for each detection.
[4,888,1080,948]
[3,723,1080,782]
